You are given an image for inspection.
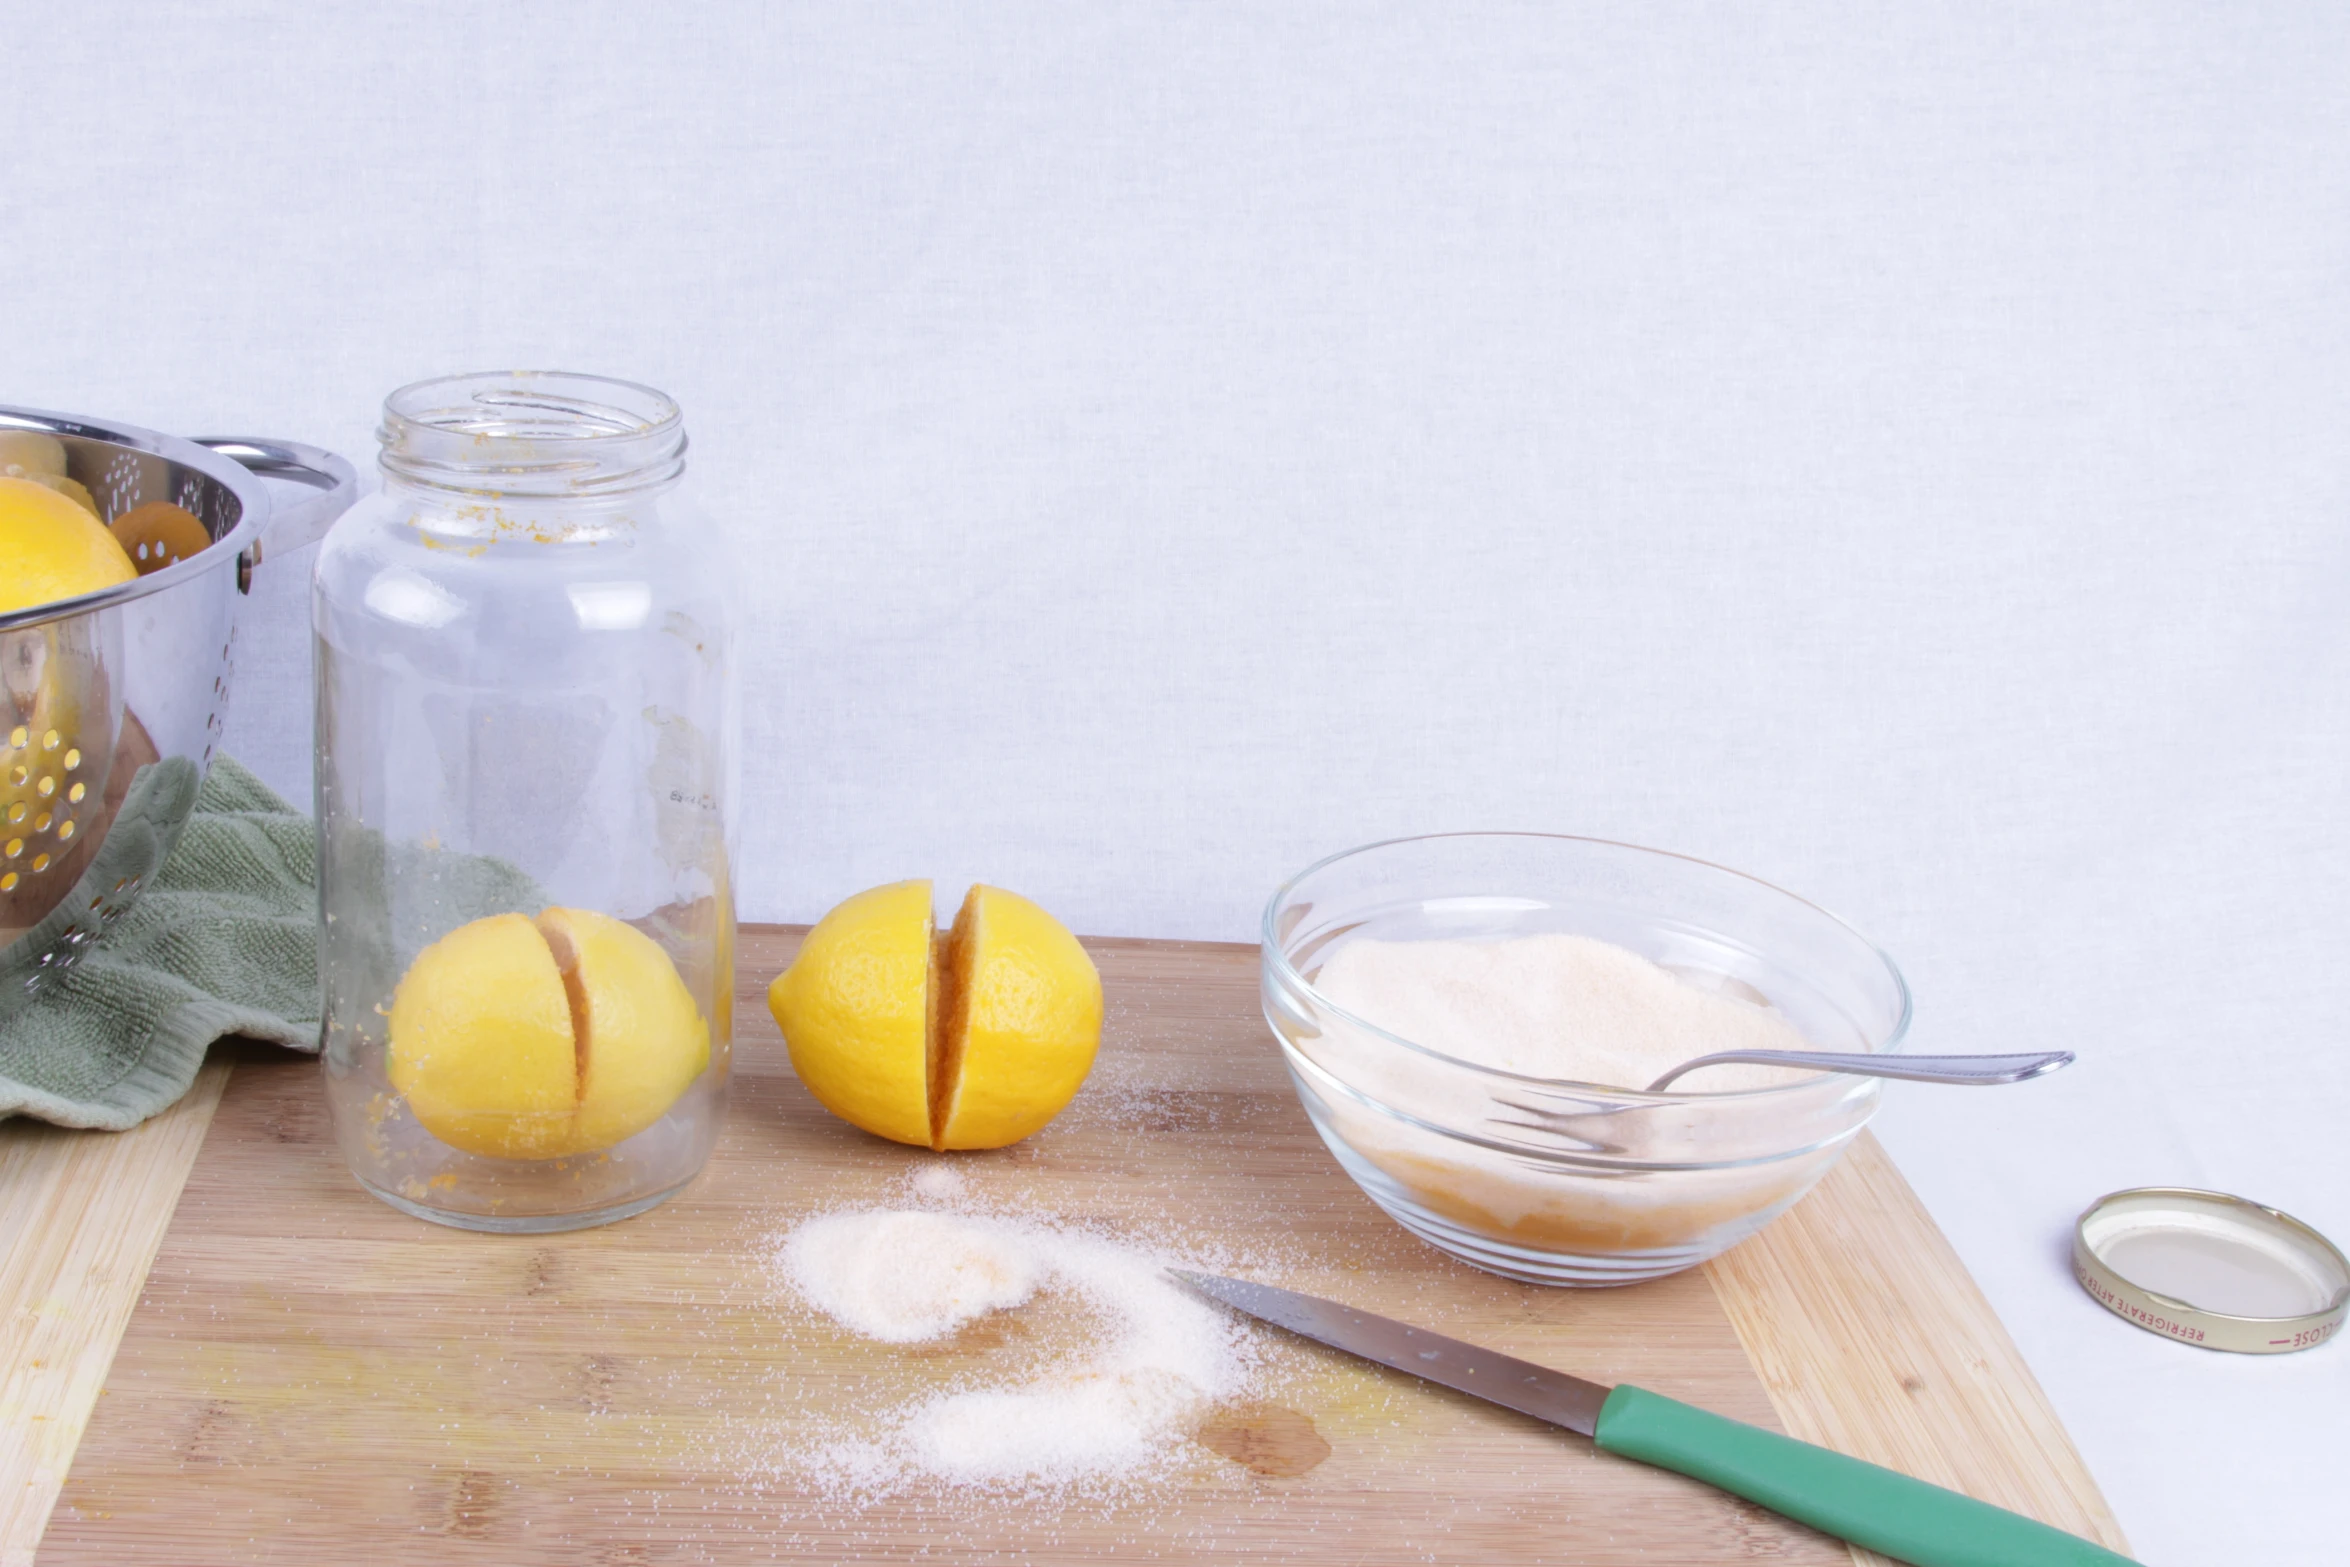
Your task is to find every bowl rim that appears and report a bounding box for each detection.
[1261,830,1914,1105]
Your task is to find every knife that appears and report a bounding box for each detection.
[1170,1271,2137,1567]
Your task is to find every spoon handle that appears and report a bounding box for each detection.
[1645,1048,2075,1093]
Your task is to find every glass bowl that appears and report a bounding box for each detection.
[1261,833,1910,1285]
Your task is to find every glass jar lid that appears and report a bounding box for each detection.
[2073,1186,2348,1354]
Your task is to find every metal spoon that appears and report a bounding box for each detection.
[1644,1048,2074,1093]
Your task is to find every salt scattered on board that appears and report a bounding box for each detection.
[906,1162,970,1203]
[772,1206,1251,1489]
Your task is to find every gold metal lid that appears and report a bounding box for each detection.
[2073,1187,2348,1354]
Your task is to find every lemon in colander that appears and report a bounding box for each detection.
[0,478,130,901]
[0,475,134,616]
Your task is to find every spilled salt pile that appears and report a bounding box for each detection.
[789,1210,1040,1342]
[776,1208,1248,1487]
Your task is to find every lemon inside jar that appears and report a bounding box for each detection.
[387,908,710,1159]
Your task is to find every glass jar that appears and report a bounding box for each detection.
[313,372,736,1231]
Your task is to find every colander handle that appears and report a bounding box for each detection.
[195,437,361,589]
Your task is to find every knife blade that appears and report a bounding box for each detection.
[1171,1270,2138,1567]
[1171,1268,1612,1434]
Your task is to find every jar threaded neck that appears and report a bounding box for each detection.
[378,371,686,497]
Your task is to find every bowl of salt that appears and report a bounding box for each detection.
[1261,832,1911,1286]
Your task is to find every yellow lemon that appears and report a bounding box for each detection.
[0,431,103,519]
[388,912,578,1159]
[0,431,68,478]
[768,880,1102,1151]
[540,905,714,1152]
[388,907,710,1160]
[937,884,1105,1149]
[0,476,136,615]
[766,880,935,1146]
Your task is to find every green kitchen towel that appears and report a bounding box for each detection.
[0,756,538,1130]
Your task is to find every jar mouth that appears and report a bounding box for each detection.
[379,371,687,497]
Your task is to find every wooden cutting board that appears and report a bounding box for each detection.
[16,931,2129,1565]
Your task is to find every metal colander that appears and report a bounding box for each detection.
[0,406,356,1015]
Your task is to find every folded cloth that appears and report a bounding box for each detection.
[0,756,537,1130]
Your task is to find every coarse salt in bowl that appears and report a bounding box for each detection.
[1261,833,1911,1286]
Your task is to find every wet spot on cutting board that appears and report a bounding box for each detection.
[257,1103,320,1143]
[180,1398,237,1465]
[578,1352,623,1413]
[443,1468,500,1538]
[1194,1403,1332,1476]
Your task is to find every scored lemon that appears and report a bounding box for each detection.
[769,881,1103,1151]
[0,476,136,615]
[388,907,710,1160]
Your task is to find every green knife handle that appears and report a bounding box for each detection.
[1593,1385,2138,1567]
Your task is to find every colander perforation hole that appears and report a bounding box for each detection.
[100,452,140,516]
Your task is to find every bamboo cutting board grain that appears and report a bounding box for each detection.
[30,932,2128,1565]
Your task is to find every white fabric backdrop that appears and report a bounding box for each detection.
[9,5,2345,1560]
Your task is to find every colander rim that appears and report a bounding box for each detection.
[0,404,270,633]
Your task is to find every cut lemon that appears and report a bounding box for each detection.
[387,907,710,1160]
[768,880,1102,1150]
